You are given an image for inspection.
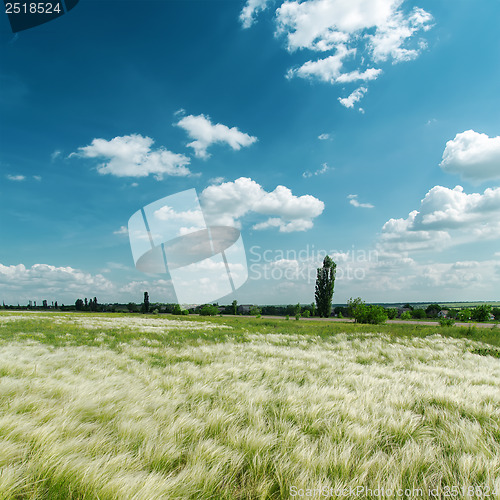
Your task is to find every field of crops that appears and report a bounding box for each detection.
[0,312,499,499]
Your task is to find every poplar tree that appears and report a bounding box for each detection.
[315,256,336,318]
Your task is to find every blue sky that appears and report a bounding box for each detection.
[1,0,500,305]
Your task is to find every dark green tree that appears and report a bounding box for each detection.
[425,303,441,318]
[472,304,492,322]
[232,299,238,315]
[142,292,150,313]
[315,256,336,318]
[75,299,84,311]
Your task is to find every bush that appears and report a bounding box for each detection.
[386,308,398,320]
[173,304,189,315]
[352,301,387,325]
[249,306,261,316]
[439,317,455,327]
[411,309,426,319]
[400,311,412,320]
[295,314,300,321]
[200,305,219,316]
[302,310,310,318]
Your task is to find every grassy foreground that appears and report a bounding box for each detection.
[0,312,499,499]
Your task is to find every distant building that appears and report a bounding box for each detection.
[237,304,252,314]
[437,310,449,318]
[397,307,412,318]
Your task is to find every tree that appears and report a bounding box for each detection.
[249,305,261,316]
[142,292,150,314]
[232,300,238,315]
[471,304,492,322]
[311,302,316,317]
[347,297,364,318]
[200,304,218,316]
[386,308,398,320]
[75,299,84,311]
[315,256,336,318]
[411,309,426,319]
[348,298,387,324]
[457,308,472,322]
[425,304,441,318]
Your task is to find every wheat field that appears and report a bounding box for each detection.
[0,312,499,499]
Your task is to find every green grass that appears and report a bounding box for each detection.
[0,312,499,499]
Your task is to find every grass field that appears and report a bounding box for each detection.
[0,312,499,499]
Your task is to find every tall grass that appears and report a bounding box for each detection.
[0,312,499,499]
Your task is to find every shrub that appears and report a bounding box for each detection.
[400,311,412,320]
[295,314,300,321]
[200,305,219,316]
[411,309,426,319]
[386,308,398,320]
[285,315,289,320]
[351,301,387,324]
[249,306,261,316]
[302,310,310,318]
[439,317,455,327]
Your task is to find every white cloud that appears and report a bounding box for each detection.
[368,7,433,63]
[51,150,62,161]
[252,217,314,232]
[379,185,500,253]
[302,162,330,178]
[6,174,25,181]
[176,114,257,159]
[440,130,500,182]
[240,0,272,28]
[153,206,205,226]
[33,175,42,181]
[200,177,324,232]
[247,0,432,107]
[318,133,330,140]
[348,194,374,208]
[338,86,367,108]
[113,226,128,235]
[209,176,225,184]
[0,263,113,303]
[73,134,192,179]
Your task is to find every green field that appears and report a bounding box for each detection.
[0,312,499,499]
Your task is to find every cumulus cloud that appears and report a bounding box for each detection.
[379,185,500,253]
[73,134,192,179]
[348,194,374,208]
[338,86,368,108]
[318,133,330,140]
[368,7,433,63]
[0,263,113,302]
[200,177,324,232]
[440,130,500,182]
[287,46,382,84]
[153,206,205,226]
[6,174,25,181]
[176,114,257,159]
[245,0,432,108]
[240,0,272,28]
